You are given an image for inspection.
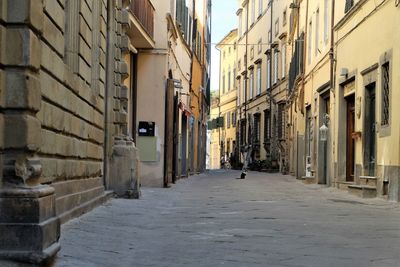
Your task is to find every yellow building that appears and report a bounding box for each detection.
[333,0,400,200]
[216,29,238,167]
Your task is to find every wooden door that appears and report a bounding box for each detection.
[346,95,355,182]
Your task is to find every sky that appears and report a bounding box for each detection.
[210,0,238,91]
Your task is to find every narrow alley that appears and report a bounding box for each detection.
[54,171,400,267]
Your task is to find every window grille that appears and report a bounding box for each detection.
[382,62,390,126]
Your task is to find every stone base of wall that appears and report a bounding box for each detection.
[0,185,60,264]
[52,177,112,224]
[376,165,400,202]
[108,139,141,198]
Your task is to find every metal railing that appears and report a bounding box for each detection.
[130,0,154,38]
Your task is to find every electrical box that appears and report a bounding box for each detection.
[138,121,155,136]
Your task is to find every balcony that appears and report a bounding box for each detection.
[127,0,155,49]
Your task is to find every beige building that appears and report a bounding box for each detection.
[236,0,289,171]
[209,92,221,169]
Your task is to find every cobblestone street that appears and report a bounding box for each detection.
[53,171,400,267]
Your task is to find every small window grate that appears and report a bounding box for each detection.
[382,62,390,126]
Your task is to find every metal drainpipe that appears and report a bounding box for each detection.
[330,0,336,93]
[244,1,249,151]
[103,0,115,189]
[269,0,273,160]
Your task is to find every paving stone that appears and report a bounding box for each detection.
[54,171,400,267]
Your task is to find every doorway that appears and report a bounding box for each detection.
[181,114,188,177]
[364,83,376,176]
[346,94,355,182]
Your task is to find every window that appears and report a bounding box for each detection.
[268,30,271,42]
[277,103,285,139]
[256,64,262,95]
[273,50,279,84]
[281,43,286,78]
[251,0,255,24]
[238,12,242,36]
[228,68,231,91]
[345,0,354,13]
[283,9,287,26]
[232,112,236,127]
[264,109,271,141]
[258,38,262,54]
[267,57,271,89]
[222,74,225,94]
[238,59,241,71]
[242,77,246,103]
[237,77,241,105]
[324,0,329,44]
[233,68,236,86]
[249,69,254,99]
[315,8,320,57]
[254,114,261,143]
[308,20,312,64]
[258,0,263,16]
[381,62,390,126]
[227,112,231,128]
[275,19,279,37]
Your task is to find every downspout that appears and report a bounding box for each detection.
[269,0,273,159]
[189,0,195,173]
[329,0,336,186]
[244,1,249,151]
[302,0,309,114]
[298,0,309,177]
[330,0,336,94]
[103,0,116,189]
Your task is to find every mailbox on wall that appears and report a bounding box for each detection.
[138,121,155,136]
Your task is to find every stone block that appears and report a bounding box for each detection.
[43,14,64,55]
[2,71,41,111]
[114,73,121,85]
[0,0,7,22]
[2,28,41,70]
[0,185,60,264]
[79,14,92,47]
[6,0,44,32]
[79,36,92,65]
[99,81,105,98]
[4,114,41,150]
[78,57,91,84]
[86,143,103,160]
[115,47,121,60]
[113,99,120,111]
[100,67,106,83]
[120,85,128,99]
[43,0,65,32]
[120,35,130,52]
[120,9,129,25]
[80,0,93,30]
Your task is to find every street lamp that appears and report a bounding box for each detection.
[319,114,330,184]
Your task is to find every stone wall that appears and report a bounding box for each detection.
[36,0,108,221]
[0,0,139,263]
